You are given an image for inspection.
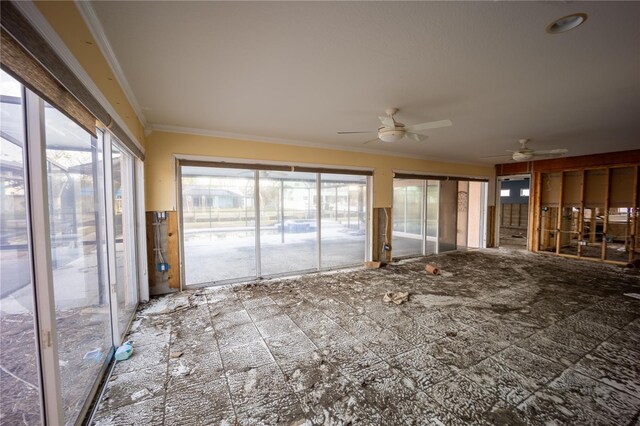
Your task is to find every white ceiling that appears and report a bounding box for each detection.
[89,1,640,165]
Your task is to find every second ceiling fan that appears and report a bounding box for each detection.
[338,108,452,144]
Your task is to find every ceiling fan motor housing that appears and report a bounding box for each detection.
[513,151,534,161]
[378,124,405,142]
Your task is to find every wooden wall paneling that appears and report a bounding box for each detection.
[515,150,640,174]
[145,212,156,288]
[610,167,636,207]
[601,169,611,260]
[577,170,586,257]
[372,208,379,261]
[384,207,392,262]
[555,172,565,255]
[166,211,181,289]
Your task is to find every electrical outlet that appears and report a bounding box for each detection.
[157,262,170,272]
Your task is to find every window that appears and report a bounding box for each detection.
[500,189,511,197]
[520,188,530,197]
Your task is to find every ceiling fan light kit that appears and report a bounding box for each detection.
[378,126,406,143]
[338,107,452,144]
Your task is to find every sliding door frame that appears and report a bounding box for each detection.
[176,156,372,287]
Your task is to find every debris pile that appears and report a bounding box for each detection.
[383,291,409,305]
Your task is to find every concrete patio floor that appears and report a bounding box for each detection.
[92,249,640,425]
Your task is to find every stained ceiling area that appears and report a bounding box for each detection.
[89,1,640,164]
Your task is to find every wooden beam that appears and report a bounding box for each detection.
[631,165,639,262]
[166,211,180,289]
[145,212,156,288]
[602,168,611,260]
[529,172,541,252]
[496,150,640,175]
[577,170,586,257]
[372,208,379,261]
[555,172,565,254]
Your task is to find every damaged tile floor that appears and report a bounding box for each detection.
[92,249,640,425]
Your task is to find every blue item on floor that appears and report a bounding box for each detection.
[115,341,133,361]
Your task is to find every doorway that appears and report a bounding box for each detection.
[497,176,530,249]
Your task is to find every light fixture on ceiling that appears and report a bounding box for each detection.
[378,125,406,143]
[546,13,588,34]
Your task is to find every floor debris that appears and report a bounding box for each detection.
[130,388,151,402]
[383,291,409,305]
[173,362,191,376]
[169,351,183,359]
[623,293,640,300]
[425,264,440,275]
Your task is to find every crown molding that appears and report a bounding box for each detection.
[13,0,145,154]
[150,123,433,161]
[75,0,147,127]
[149,123,490,167]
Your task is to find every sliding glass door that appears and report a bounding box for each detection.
[0,70,143,425]
[44,104,112,423]
[320,174,367,268]
[180,164,369,285]
[392,180,425,257]
[392,177,487,257]
[111,143,138,339]
[181,167,257,284]
[0,70,44,424]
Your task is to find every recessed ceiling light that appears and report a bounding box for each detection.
[546,13,588,34]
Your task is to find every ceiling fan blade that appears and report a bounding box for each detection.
[379,116,396,129]
[362,138,380,145]
[479,154,512,159]
[405,119,452,133]
[533,148,568,155]
[407,132,426,142]
[337,131,375,134]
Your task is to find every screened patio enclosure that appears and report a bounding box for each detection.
[180,163,369,286]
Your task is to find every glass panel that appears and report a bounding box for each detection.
[111,144,138,338]
[259,171,317,276]
[0,70,43,424]
[320,174,367,269]
[181,166,256,284]
[425,181,439,254]
[392,179,424,257]
[45,103,111,424]
[456,181,469,249]
[466,181,484,249]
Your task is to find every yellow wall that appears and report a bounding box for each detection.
[145,131,494,211]
[34,1,146,146]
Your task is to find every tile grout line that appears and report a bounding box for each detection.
[206,291,240,423]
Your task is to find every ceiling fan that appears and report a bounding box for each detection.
[337,108,452,144]
[483,139,568,162]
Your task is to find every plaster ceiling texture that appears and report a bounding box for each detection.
[89,1,640,164]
